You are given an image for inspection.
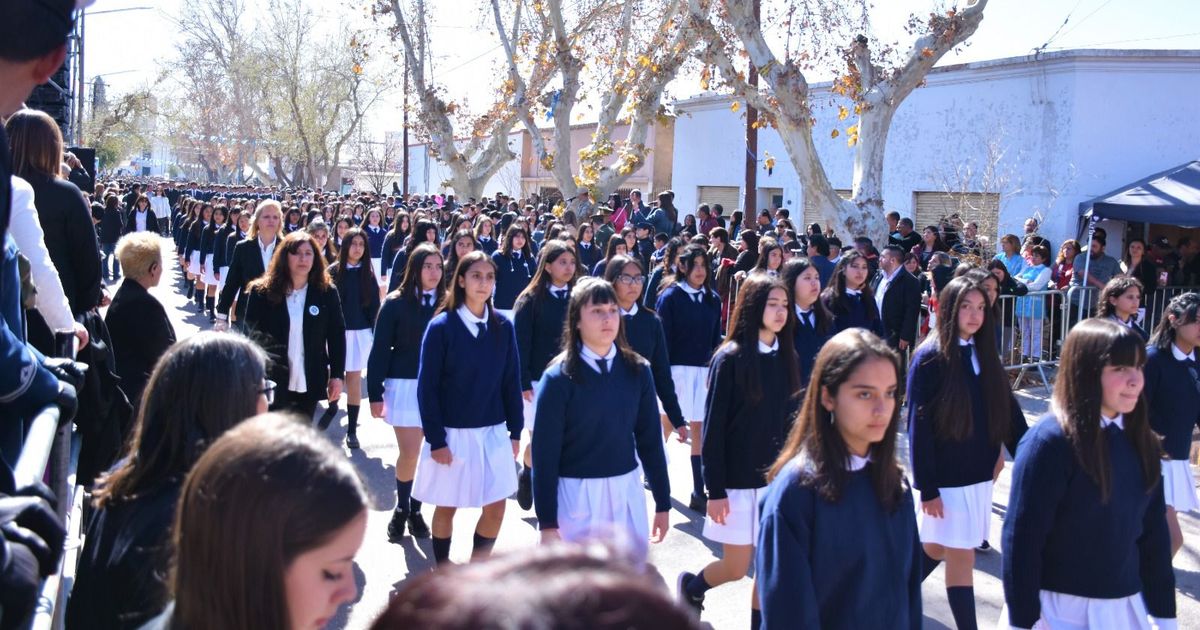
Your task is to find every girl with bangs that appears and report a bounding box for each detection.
[821,250,884,337]
[513,241,578,513]
[1002,319,1175,630]
[368,243,445,543]
[677,274,801,626]
[781,257,832,385]
[1096,275,1149,342]
[327,228,381,448]
[531,277,671,561]
[908,276,1027,630]
[755,329,919,629]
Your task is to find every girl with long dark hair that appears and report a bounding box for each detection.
[1002,319,1175,629]
[531,278,671,560]
[908,276,1027,630]
[755,329,919,629]
[677,275,801,626]
[492,224,537,318]
[821,250,883,337]
[593,235,628,277]
[364,208,388,282]
[781,257,832,385]
[575,223,600,272]
[327,228,381,448]
[380,210,412,283]
[368,244,444,543]
[1096,276,1149,342]
[198,205,227,321]
[388,219,440,293]
[184,202,212,312]
[474,215,498,256]
[656,245,722,513]
[443,229,479,275]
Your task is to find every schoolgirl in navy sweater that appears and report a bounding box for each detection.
[820,250,884,337]
[678,274,801,625]
[492,224,537,317]
[184,203,212,313]
[603,255,688,441]
[908,275,1027,630]
[218,212,250,299]
[1097,275,1149,342]
[513,240,578,512]
[415,250,524,565]
[592,237,627,278]
[199,205,227,321]
[368,243,444,543]
[531,278,671,560]
[1141,291,1200,557]
[1002,318,1175,629]
[387,219,439,293]
[755,328,919,629]
[655,244,722,512]
[782,257,832,386]
[575,223,601,273]
[379,211,411,282]
[643,237,683,309]
[474,215,499,256]
[363,208,388,282]
[443,229,478,277]
[327,228,381,449]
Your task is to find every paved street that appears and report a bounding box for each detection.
[123,239,1200,629]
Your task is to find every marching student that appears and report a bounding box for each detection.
[781,257,832,385]
[387,219,440,293]
[327,228,381,448]
[242,231,346,421]
[492,224,537,318]
[215,200,283,330]
[218,211,250,299]
[475,215,499,256]
[575,223,601,273]
[1096,275,1149,342]
[380,210,412,284]
[820,250,884,337]
[1142,291,1200,557]
[198,205,227,321]
[755,329,921,629]
[677,274,801,625]
[184,202,212,312]
[656,244,723,513]
[603,255,688,441]
[211,207,240,301]
[592,235,628,277]
[364,208,388,281]
[415,250,524,565]
[513,241,579,512]
[1002,318,1175,630]
[643,237,683,309]
[908,275,1027,630]
[444,229,479,275]
[531,277,671,561]
[368,243,444,543]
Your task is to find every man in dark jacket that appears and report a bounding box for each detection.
[872,245,921,351]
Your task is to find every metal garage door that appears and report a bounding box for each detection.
[697,186,742,216]
[913,191,999,234]
[802,188,851,233]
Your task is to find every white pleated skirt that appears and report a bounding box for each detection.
[703,486,763,546]
[371,258,383,283]
[382,378,421,428]
[344,328,374,372]
[1162,459,1199,512]
[216,265,230,295]
[188,251,202,276]
[201,254,218,285]
[413,424,517,508]
[556,468,650,562]
[917,479,993,549]
[671,365,709,423]
[522,380,543,432]
[996,590,1161,630]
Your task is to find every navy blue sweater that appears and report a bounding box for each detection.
[822,292,884,338]
[199,225,222,257]
[367,295,436,401]
[1001,415,1175,628]
[330,264,380,331]
[492,251,536,310]
[622,307,685,429]
[575,240,600,273]
[416,310,524,450]
[757,459,921,629]
[477,235,499,256]
[906,339,1027,501]
[655,284,722,367]
[703,344,798,497]
[364,225,387,259]
[531,357,671,530]
[793,314,830,386]
[184,221,206,259]
[1142,344,1200,460]
[380,232,405,277]
[514,292,569,390]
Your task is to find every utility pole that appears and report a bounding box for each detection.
[742,0,761,223]
[402,61,410,198]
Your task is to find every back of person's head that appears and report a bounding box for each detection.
[5,108,64,180]
[115,232,162,281]
[0,0,76,62]
[93,332,268,504]
[173,413,369,630]
[370,543,701,630]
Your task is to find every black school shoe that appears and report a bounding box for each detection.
[387,509,408,542]
[676,572,704,616]
[517,467,533,510]
[345,431,360,450]
[407,512,431,539]
[688,492,708,513]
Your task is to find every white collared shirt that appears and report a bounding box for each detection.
[580,343,618,374]
[959,337,980,375]
[875,266,901,312]
[758,338,780,354]
[286,284,309,393]
[457,303,490,337]
[135,210,147,232]
[845,288,862,297]
[680,283,705,303]
[259,235,278,269]
[421,289,438,307]
[1171,343,1196,362]
[621,302,639,317]
[1101,413,1125,430]
[846,454,871,471]
[549,283,570,300]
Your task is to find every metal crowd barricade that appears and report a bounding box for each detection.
[994,288,1067,394]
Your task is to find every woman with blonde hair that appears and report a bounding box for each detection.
[215,199,283,329]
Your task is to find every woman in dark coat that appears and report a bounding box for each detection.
[104,233,176,408]
[98,193,126,280]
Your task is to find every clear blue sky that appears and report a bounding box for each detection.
[83,0,1200,135]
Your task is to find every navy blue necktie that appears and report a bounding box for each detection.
[598,358,609,375]
[423,294,433,307]
[476,322,487,336]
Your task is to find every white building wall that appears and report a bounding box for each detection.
[405,132,522,199]
[671,50,1200,250]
